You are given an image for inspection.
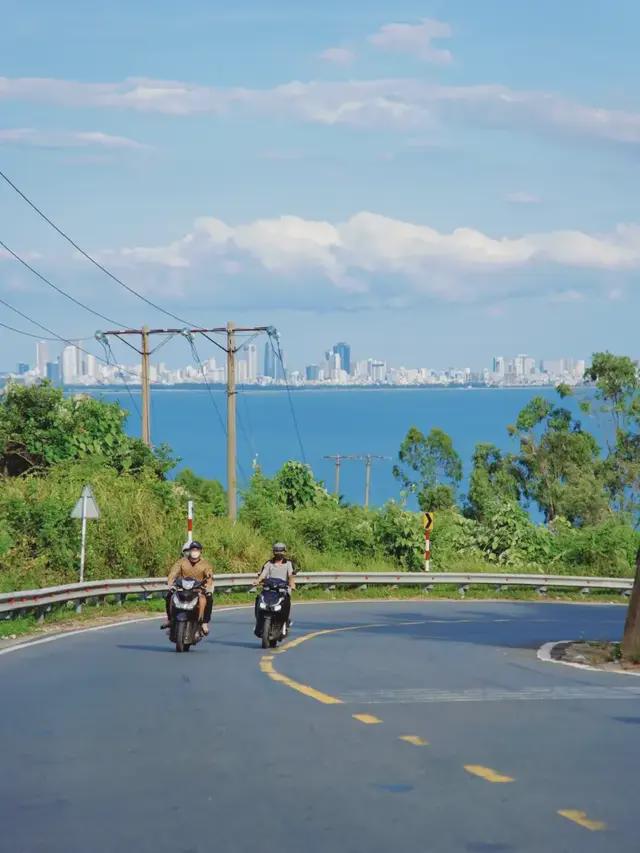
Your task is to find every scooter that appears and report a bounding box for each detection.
[168,576,205,653]
[255,578,289,649]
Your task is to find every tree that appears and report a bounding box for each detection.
[509,394,608,525]
[466,442,520,522]
[175,468,226,517]
[273,461,333,510]
[584,352,640,516]
[393,426,462,511]
[622,547,640,663]
[0,382,173,478]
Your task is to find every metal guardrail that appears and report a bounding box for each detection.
[0,571,632,620]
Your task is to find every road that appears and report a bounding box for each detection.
[1,600,638,852]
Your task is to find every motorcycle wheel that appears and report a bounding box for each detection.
[261,616,272,650]
[176,621,188,653]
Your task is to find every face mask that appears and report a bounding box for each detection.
[189,550,201,561]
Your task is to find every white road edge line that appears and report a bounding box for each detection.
[537,640,640,678]
[0,606,251,658]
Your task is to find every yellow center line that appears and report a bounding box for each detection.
[259,656,343,705]
[464,765,515,783]
[399,735,429,746]
[558,810,606,831]
[353,713,383,725]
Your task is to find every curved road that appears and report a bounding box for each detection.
[1,600,638,852]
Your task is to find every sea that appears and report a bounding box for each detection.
[87,386,598,508]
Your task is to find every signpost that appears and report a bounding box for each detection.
[423,512,434,572]
[71,485,100,583]
[187,500,194,546]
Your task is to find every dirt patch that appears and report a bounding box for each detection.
[552,640,640,673]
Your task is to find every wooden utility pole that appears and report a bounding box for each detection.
[99,323,272,518]
[323,454,347,496]
[140,326,151,446]
[622,547,640,661]
[354,454,391,507]
[226,321,237,521]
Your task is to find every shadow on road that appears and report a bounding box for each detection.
[117,644,175,653]
[285,602,625,654]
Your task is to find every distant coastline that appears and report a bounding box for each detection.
[64,382,576,393]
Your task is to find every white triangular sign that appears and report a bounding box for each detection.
[70,485,101,519]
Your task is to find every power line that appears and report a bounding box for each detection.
[268,329,307,464]
[0,237,127,328]
[97,336,142,419]
[0,168,198,328]
[0,320,61,341]
[186,334,250,484]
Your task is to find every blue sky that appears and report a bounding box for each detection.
[1,0,639,371]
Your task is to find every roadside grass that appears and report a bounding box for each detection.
[0,585,628,641]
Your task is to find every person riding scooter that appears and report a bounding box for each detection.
[254,542,295,635]
[163,541,214,635]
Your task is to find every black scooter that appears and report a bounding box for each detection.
[168,577,205,653]
[255,578,290,649]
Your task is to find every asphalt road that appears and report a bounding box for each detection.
[1,600,638,853]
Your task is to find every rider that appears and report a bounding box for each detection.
[255,542,295,633]
[163,541,214,635]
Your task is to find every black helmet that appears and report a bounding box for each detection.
[272,542,287,554]
[190,541,203,551]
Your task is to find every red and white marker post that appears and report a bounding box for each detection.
[187,500,194,546]
[423,512,434,572]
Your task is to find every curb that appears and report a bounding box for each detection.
[537,639,640,678]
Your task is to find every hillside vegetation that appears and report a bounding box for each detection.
[1,351,639,592]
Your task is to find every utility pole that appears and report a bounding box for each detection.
[140,326,151,446]
[323,454,348,496]
[98,323,273,519]
[226,321,237,522]
[354,454,390,507]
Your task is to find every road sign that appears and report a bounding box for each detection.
[71,485,100,584]
[423,512,434,531]
[71,485,100,520]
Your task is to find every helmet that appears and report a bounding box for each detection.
[272,542,287,554]
[190,541,203,551]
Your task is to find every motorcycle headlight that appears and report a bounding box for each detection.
[273,604,282,611]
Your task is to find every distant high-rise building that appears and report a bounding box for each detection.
[61,345,77,384]
[305,364,319,381]
[86,354,97,382]
[333,342,351,375]
[263,341,275,378]
[36,341,48,377]
[17,362,29,375]
[245,344,258,382]
[492,356,505,376]
[46,361,60,385]
[371,360,387,383]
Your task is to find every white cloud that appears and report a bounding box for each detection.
[318,47,356,66]
[368,18,453,64]
[102,211,640,310]
[506,191,541,205]
[0,127,147,150]
[1,75,639,146]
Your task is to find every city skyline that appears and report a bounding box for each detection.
[2,337,590,389]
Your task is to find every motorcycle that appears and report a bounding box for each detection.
[168,576,205,653]
[255,578,289,649]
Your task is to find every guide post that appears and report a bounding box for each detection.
[423,512,434,572]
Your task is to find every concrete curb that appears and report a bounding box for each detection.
[537,639,640,678]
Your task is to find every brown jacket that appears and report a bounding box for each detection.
[168,557,214,593]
